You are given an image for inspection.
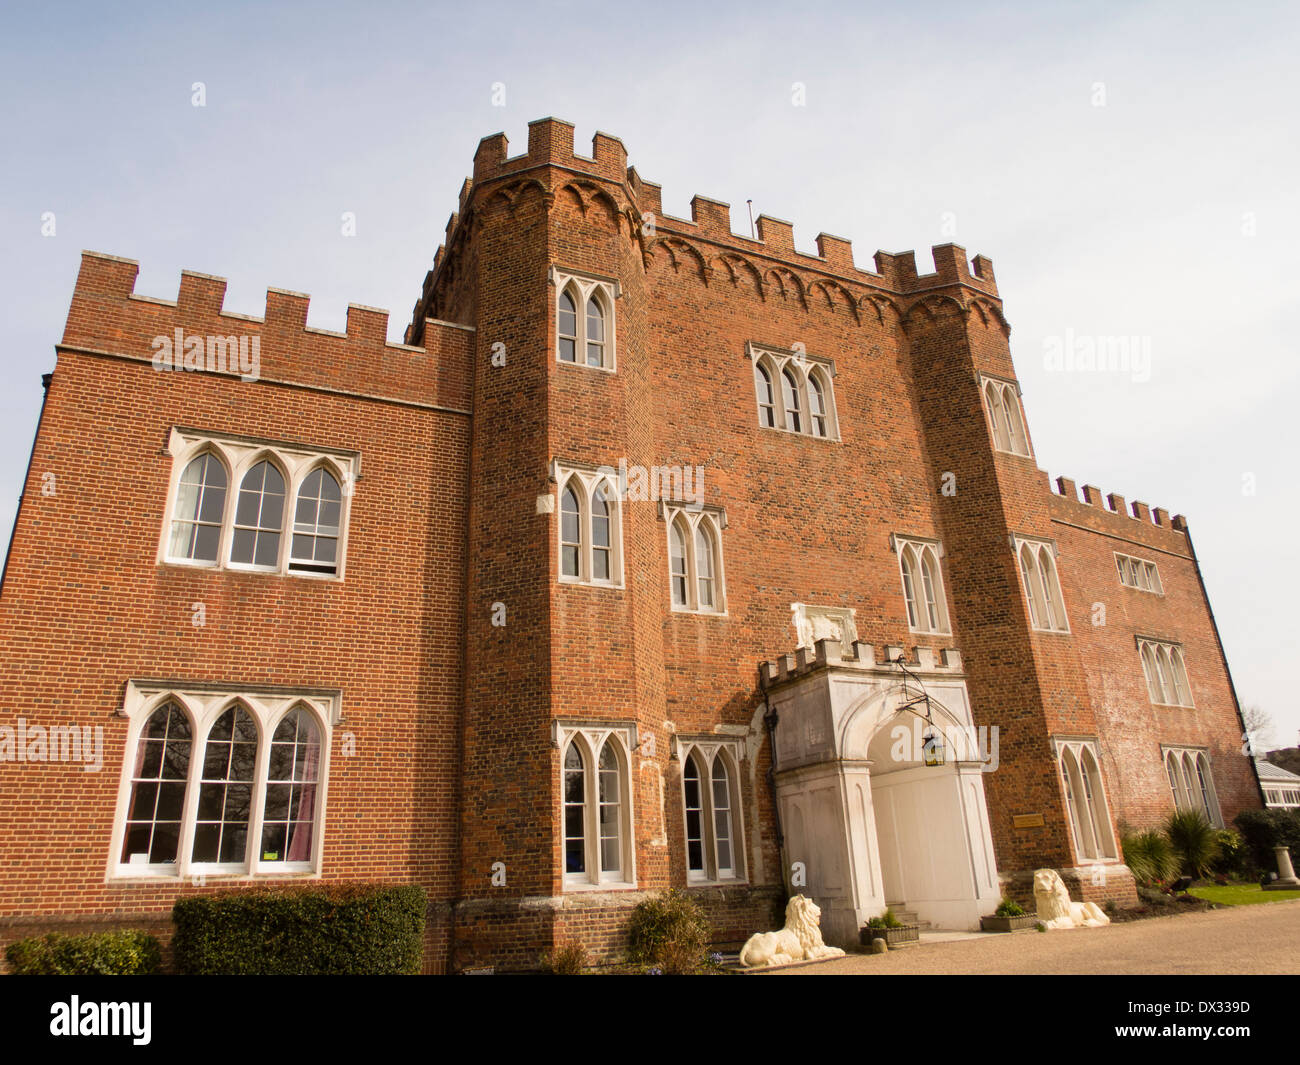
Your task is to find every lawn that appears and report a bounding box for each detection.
[1189,883,1300,906]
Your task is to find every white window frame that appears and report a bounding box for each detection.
[1271,787,1300,808]
[980,374,1032,457]
[551,267,619,373]
[1115,551,1163,594]
[159,427,359,581]
[552,462,624,588]
[1162,746,1223,826]
[754,360,778,428]
[676,737,747,885]
[1137,637,1194,707]
[227,454,290,574]
[553,721,637,891]
[662,503,727,615]
[1013,535,1070,633]
[747,343,839,440]
[1052,737,1118,862]
[107,679,340,882]
[892,534,951,634]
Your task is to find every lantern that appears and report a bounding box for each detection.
[890,655,945,768]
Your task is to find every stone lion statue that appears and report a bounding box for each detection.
[739,895,846,967]
[1033,868,1111,929]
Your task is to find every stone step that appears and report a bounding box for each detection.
[883,904,932,930]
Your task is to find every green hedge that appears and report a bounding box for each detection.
[172,884,427,975]
[5,930,161,975]
[1234,809,1300,873]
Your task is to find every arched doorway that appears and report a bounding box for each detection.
[861,707,999,929]
[769,658,1000,943]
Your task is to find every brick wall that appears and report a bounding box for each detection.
[0,268,471,968]
[1049,481,1260,831]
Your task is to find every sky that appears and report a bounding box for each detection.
[0,0,1296,746]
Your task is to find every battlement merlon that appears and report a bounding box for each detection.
[1049,472,1191,546]
[60,251,473,412]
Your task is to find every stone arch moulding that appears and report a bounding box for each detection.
[557,182,587,215]
[857,293,899,326]
[807,278,861,323]
[762,266,808,308]
[590,187,625,229]
[837,682,975,764]
[711,253,766,298]
[899,293,966,334]
[555,181,625,230]
[651,238,711,283]
[967,296,1012,339]
[481,178,549,219]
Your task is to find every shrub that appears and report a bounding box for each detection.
[1234,809,1300,873]
[172,883,426,975]
[994,897,1025,917]
[626,890,711,975]
[543,941,588,975]
[1165,809,1220,878]
[1209,829,1249,879]
[5,930,161,975]
[866,908,903,929]
[1121,830,1178,885]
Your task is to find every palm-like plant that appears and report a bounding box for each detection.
[1165,809,1220,878]
[1121,830,1178,884]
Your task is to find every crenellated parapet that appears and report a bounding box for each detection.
[646,200,999,303]
[61,251,473,413]
[759,637,965,690]
[873,245,998,294]
[472,116,629,186]
[1048,473,1191,548]
[408,117,1005,340]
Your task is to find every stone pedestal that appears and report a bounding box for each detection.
[1263,845,1300,890]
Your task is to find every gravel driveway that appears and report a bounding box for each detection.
[765,901,1300,975]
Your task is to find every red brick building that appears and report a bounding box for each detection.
[0,118,1262,970]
